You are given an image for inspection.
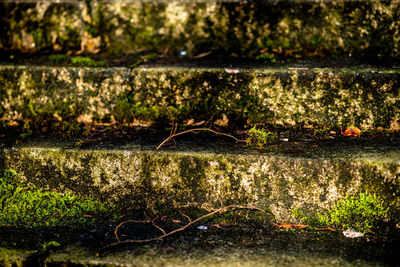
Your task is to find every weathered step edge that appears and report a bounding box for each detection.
[1,0,400,61]
[1,65,400,129]
[2,145,400,222]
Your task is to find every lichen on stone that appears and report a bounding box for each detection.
[2,144,399,223]
[1,66,399,129]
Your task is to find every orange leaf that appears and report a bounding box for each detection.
[341,127,361,137]
[273,223,308,229]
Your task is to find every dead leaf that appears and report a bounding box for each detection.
[192,120,205,127]
[214,114,229,127]
[274,223,308,229]
[289,67,309,70]
[210,222,235,229]
[390,118,400,131]
[193,51,212,59]
[186,119,195,126]
[341,127,361,137]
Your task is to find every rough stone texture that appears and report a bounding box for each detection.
[1,0,399,61]
[2,142,400,222]
[0,65,399,128]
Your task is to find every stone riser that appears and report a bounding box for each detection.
[1,0,399,61]
[3,144,400,222]
[1,65,399,129]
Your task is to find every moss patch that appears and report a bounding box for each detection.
[70,56,107,67]
[0,169,111,227]
[293,192,392,234]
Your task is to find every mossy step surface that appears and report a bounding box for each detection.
[1,0,400,62]
[1,65,400,129]
[2,225,400,267]
[1,136,399,223]
[3,229,400,267]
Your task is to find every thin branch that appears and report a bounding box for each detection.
[114,219,149,242]
[100,205,268,253]
[152,221,166,235]
[157,128,247,150]
[179,211,192,223]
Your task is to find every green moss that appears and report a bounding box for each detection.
[0,247,33,267]
[49,54,68,62]
[70,56,107,67]
[328,193,389,233]
[0,169,111,228]
[294,193,390,234]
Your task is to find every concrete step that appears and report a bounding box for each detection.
[1,0,399,62]
[2,229,400,266]
[1,64,399,129]
[2,135,399,223]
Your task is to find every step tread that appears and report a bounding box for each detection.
[2,63,400,71]
[8,136,400,163]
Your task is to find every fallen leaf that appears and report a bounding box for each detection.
[214,114,229,127]
[390,118,399,131]
[341,127,361,137]
[192,120,205,126]
[193,51,212,59]
[274,223,308,229]
[186,119,195,126]
[210,222,235,229]
[289,67,309,70]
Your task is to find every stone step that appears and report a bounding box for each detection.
[2,230,400,266]
[1,0,399,62]
[2,135,399,223]
[1,133,400,265]
[1,64,399,129]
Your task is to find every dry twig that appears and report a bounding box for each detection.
[100,205,268,253]
[157,127,246,150]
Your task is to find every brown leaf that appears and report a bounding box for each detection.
[192,120,206,126]
[341,127,361,136]
[193,51,212,59]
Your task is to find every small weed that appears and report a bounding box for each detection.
[246,126,277,147]
[70,56,107,67]
[18,122,32,140]
[40,241,60,254]
[49,54,68,62]
[74,139,85,148]
[56,121,83,137]
[312,128,330,139]
[256,52,277,63]
[129,59,143,68]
